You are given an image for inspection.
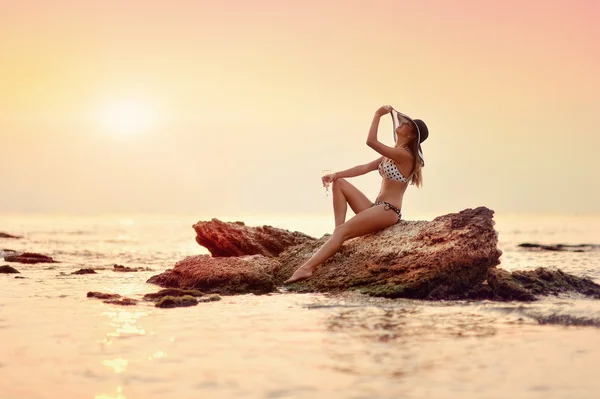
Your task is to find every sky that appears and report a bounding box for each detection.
[1,0,599,218]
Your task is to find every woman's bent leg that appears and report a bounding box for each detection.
[331,178,373,227]
[284,204,398,284]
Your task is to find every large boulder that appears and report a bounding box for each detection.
[193,218,315,257]
[277,207,502,299]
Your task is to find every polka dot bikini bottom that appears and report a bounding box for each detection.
[372,201,402,223]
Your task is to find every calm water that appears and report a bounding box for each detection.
[1,212,600,399]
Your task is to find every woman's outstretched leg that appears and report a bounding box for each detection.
[284,204,398,284]
[331,178,372,227]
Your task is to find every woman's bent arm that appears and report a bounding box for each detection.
[334,157,381,179]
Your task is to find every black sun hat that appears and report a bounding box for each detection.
[391,109,429,166]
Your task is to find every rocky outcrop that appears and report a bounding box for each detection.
[193,218,315,257]
[147,254,280,295]
[277,207,502,299]
[147,207,600,302]
[4,252,57,264]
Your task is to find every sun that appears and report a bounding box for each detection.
[95,99,157,137]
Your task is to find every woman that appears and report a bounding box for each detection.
[284,105,429,284]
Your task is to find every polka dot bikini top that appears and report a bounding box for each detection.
[378,157,409,183]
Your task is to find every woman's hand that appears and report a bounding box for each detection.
[374,105,392,117]
[321,173,337,187]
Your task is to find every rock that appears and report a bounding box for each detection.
[72,268,97,275]
[147,254,280,295]
[4,252,57,264]
[113,264,153,272]
[278,207,502,299]
[148,207,502,299]
[198,294,221,303]
[0,265,20,274]
[193,218,315,257]
[143,288,206,301]
[518,243,600,252]
[0,233,22,239]
[87,291,121,300]
[149,207,600,302]
[155,295,198,308]
[103,297,137,306]
[14,276,25,279]
[484,268,600,301]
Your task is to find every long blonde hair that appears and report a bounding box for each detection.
[407,126,423,187]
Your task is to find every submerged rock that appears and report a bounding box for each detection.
[103,297,137,306]
[4,252,57,264]
[518,243,600,252]
[0,233,22,239]
[198,294,221,303]
[147,254,280,295]
[87,291,121,300]
[155,295,198,308]
[143,288,206,301]
[0,265,20,274]
[72,268,97,275]
[113,264,153,272]
[193,218,315,257]
[479,268,600,301]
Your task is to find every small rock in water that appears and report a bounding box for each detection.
[113,264,153,272]
[87,291,121,300]
[518,243,600,252]
[0,265,20,274]
[4,252,57,264]
[71,268,97,275]
[0,232,22,239]
[155,295,198,308]
[143,288,206,301]
[197,294,221,303]
[103,297,137,306]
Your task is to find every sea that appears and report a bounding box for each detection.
[1,212,600,399]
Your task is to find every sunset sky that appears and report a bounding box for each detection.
[1,0,599,217]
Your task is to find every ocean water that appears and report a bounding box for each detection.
[1,212,600,399]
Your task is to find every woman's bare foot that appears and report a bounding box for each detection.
[283,265,314,284]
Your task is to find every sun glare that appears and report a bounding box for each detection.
[95,99,157,137]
